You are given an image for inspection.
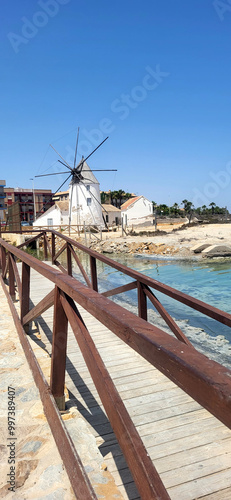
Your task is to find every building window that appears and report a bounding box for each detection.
[87,198,91,206]
[86,185,90,191]
[105,214,109,223]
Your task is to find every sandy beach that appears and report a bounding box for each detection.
[89,223,231,259]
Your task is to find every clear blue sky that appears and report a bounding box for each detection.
[1,0,231,209]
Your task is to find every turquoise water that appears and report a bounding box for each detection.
[71,253,231,367]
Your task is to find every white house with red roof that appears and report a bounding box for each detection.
[120,196,153,227]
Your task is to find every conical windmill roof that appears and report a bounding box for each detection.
[79,161,99,185]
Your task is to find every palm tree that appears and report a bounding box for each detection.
[209,202,216,215]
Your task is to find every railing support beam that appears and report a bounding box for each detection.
[51,232,55,264]
[8,253,16,301]
[43,233,48,260]
[90,256,98,291]
[50,286,68,411]
[21,262,30,333]
[67,244,72,276]
[1,246,6,278]
[137,281,147,321]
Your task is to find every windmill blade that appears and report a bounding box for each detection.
[73,127,80,169]
[77,136,109,173]
[69,182,74,226]
[35,172,69,177]
[81,169,117,172]
[49,144,72,171]
[35,173,72,219]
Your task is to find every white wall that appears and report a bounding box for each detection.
[104,210,121,226]
[121,197,153,226]
[33,206,61,227]
[70,182,104,227]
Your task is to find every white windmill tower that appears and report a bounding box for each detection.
[69,158,104,227]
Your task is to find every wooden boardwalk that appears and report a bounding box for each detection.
[19,264,231,500]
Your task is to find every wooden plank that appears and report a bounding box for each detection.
[169,468,231,500]
[196,487,231,499]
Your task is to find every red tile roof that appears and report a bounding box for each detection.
[120,196,141,210]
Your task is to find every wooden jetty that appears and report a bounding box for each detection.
[1,230,231,499]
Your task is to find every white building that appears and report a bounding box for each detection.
[33,201,69,228]
[102,204,121,226]
[121,196,153,227]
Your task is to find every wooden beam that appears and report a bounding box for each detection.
[53,242,67,262]
[23,289,55,325]
[51,232,55,264]
[90,255,98,291]
[8,253,16,300]
[9,254,22,301]
[69,244,91,287]
[144,285,193,347]
[50,286,68,410]
[137,281,147,321]
[21,262,30,332]
[66,243,72,276]
[17,232,43,249]
[102,280,137,297]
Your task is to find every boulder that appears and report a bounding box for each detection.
[191,243,212,253]
[202,245,231,257]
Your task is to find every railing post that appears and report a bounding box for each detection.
[21,262,30,333]
[67,243,72,276]
[90,255,98,292]
[43,232,48,260]
[137,281,147,321]
[8,254,16,301]
[50,286,68,411]
[1,246,6,278]
[51,233,55,264]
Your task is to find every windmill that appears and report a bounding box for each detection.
[35,130,116,228]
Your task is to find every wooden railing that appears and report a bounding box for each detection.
[1,230,231,500]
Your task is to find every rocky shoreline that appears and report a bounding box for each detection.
[89,223,231,260]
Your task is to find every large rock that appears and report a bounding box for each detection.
[202,245,231,257]
[191,243,212,253]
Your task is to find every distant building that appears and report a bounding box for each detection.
[52,190,69,202]
[0,180,6,222]
[121,196,153,227]
[4,187,54,223]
